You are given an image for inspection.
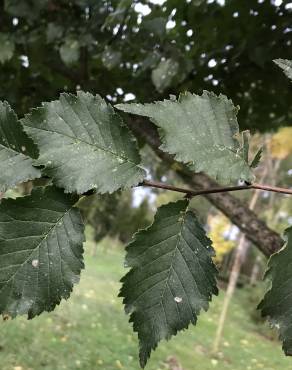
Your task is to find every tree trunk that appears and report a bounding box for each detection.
[250,255,262,286]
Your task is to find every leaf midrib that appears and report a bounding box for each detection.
[23,124,142,169]
[159,209,188,305]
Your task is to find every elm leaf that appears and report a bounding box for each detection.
[22,92,146,194]
[0,186,85,319]
[258,226,292,356]
[116,91,256,184]
[0,101,41,193]
[120,199,218,367]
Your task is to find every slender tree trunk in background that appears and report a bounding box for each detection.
[220,248,232,277]
[212,234,248,354]
[211,168,267,354]
[91,242,98,257]
[247,157,282,285]
[250,255,262,286]
[219,227,236,277]
[268,159,282,208]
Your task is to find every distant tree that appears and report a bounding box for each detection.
[79,190,152,244]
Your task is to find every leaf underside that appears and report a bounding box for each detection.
[274,59,292,81]
[116,91,255,184]
[0,101,41,192]
[0,186,85,319]
[258,226,292,355]
[22,92,146,194]
[119,199,218,368]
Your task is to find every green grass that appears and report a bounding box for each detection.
[0,242,291,370]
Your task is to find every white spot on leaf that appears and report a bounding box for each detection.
[32,259,39,268]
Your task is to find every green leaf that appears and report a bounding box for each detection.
[258,226,292,355]
[59,38,80,66]
[0,33,15,64]
[5,0,48,18]
[140,51,161,72]
[21,92,146,194]
[142,18,167,38]
[116,91,255,184]
[119,199,218,368]
[102,0,132,29]
[274,59,292,81]
[0,101,41,193]
[0,186,85,319]
[101,46,122,70]
[46,23,63,43]
[151,58,179,93]
[250,147,263,169]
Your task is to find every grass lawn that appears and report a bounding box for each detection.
[0,241,291,370]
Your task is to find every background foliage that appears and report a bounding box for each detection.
[0,0,291,131]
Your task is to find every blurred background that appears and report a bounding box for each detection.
[0,0,292,369]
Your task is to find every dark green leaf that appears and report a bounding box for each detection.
[250,147,263,169]
[46,23,63,43]
[142,18,167,38]
[120,199,218,368]
[0,186,85,319]
[117,91,255,184]
[101,46,122,70]
[240,130,250,163]
[59,38,80,66]
[102,0,132,29]
[0,101,41,193]
[151,58,179,93]
[258,226,292,355]
[0,33,15,64]
[22,92,146,194]
[140,51,161,72]
[5,0,48,19]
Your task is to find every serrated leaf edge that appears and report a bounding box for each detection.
[21,92,146,194]
[119,199,218,367]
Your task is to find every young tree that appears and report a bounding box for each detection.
[0,1,291,368]
[0,61,291,368]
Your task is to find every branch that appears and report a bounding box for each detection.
[140,180,292,197]
[126,116,284,257]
